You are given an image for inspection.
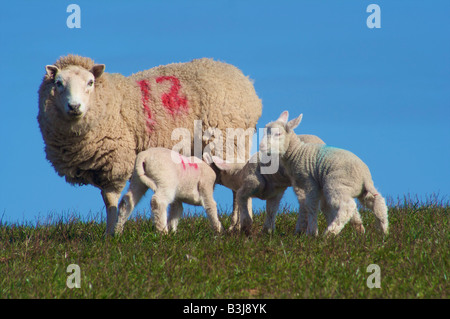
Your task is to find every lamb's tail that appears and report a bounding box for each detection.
[135,153,157,192]
[360,181,389,235]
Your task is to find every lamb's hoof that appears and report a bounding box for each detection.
[228,223,240,233]
[114,225,124,235]
[355,224,366,234]
[261,226,275,235]
[215,226,225,234]
[294,228,306,236]
[241,222,252,236]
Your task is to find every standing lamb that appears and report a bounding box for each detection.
[206,134,325,233]
[256,111,389,236]
[117,148,223,234]
[38,55,262,235]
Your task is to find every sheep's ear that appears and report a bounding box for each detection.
[211,156,231,171]
[277,111,289,124]
[287,114,303,131]
[45,65,59,79]
[90,64,105,78]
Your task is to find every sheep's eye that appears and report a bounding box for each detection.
[55,80,63,88]
[87,80,94,87]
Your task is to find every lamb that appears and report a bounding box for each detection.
[116,147,223,234]
[205,134,325,233]
[38,55,262,235]
[255,111,389,236]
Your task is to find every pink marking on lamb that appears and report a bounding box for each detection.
[179,154,198,170]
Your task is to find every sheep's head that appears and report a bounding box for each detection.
[259,111,302,156]
[45,63,105,120]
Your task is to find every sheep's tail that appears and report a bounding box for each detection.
[360,180,389,235]
[135,153,157,192]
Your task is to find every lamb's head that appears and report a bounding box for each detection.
[259,111,303,156]
[44,63,105,120]
[203,153,245,190]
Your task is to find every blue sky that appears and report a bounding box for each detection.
[0,1,449,224]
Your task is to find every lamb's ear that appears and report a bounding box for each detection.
[45,65,59,79]
[90,64,105,79]
[276,111,289,124]
[211,156,231,171]
[202,152,213,164]
[287,114,303,131]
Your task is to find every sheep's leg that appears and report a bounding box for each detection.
[323,194,356,236]
[151,191,171,234]
[115,177,148,234]
[262,191,284,234]
[101,189,122,236]
[167,200,183,233]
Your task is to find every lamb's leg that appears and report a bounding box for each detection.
[349,206,365,234]
[293,186,320,236]
[236,188,255,235]
[229,192,252,232]
[167,200,183,233]
[323,193,357,236]
[295,205,308,234]
[358,191,389,234]
[151,191,171,234]
[326,196,364,234]
[101,189,122,236]
[199,181,224,234]
[321,196,338,233]
[203,196,224,234]
[229,191,240,231]
[305,196,320,236]
[262,191,285,234]
[115,177,148,234]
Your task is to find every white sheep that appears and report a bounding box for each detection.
[38,55,262,235]
[117,147,224,234]
[256,111,389,236]
[205,134,325,234]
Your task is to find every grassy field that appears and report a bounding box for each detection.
[0,195,448,299]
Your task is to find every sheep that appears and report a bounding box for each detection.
[38,54,262,235]
[256,111,389,236]
[205,134,325,234]
[116,147,223,234]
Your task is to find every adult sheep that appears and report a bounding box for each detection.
[38,54,262,235]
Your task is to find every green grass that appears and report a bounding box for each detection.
[0,195,448,299]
